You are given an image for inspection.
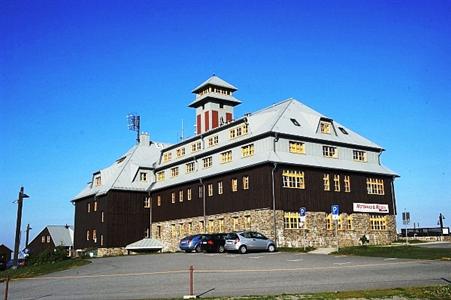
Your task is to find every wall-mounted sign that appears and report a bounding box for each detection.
[353,203,389,213]
[331,205,340,220]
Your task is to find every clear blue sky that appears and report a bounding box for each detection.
[1,0,450,249]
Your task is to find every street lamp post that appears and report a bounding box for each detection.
[13,186,29,268]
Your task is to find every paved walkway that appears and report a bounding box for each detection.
[308,247,336,254]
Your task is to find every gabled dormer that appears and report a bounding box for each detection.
[317,117,337,136]
[189,75,241,135]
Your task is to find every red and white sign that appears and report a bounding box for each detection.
[353,203,389,213]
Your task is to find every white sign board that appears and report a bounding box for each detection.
[353,203,389,214]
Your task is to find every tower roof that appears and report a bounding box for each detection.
[191,75,238,93]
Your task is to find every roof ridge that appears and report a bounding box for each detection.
[109,145,139,190]
[268,99,296,133]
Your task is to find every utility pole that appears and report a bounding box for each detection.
[25,224,32,248]
[438,213,445,241]
[13,187,29,268]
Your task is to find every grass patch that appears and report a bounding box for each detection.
[278,247,315,253]
[0,258,90,279]
[334,245,451,260]
[196,285,451,299]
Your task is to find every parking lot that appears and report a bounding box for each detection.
[2,251,451,299]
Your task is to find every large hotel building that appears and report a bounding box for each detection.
[73,76,398,254]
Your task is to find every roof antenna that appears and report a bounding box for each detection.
[127,113,140,143]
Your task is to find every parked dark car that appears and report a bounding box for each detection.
[179,234,208,252]
[200,233,227,253]
[224,231,276,254]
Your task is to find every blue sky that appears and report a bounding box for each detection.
[1,0,450,249]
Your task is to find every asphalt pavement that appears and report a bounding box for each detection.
[1,251,450,299]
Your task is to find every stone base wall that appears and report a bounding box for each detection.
[97,247,127,257]
[152,209,397,252]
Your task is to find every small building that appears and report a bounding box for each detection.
[0,244,12,263]
[27,225,74,256]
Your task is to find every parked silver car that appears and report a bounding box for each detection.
[224,231,276,254]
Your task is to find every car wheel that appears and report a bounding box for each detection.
[268,244,276,252]
[218,245,225,253]
[239,245,247,254]
[195,244,202,253]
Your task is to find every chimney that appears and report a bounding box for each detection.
[139,132,150,145]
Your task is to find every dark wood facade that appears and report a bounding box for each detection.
[0,244,12,263]
[74,190,150,249]
[27,228,55,255]
[151,163,395,223]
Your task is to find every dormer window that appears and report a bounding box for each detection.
[171,167,179,177]
[191,141,202,153]
[156,171,165,182]
[176,147,185,158]
[323,146,338,158]
[353,150,367,162]
[207,135,219,147]
[163,152,172,163]
[94,175,101,187]
[320,121,332,134]
[139,172,148,182]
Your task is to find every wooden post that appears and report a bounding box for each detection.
[189,265,194,296]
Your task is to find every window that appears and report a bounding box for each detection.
[367,178,385,195]
[198,186,203,198]
[171,192,175,203]
[337,215,344,230]
[231,178,238,192]
[284,212,299,229]
[191,141,202,153]
[207,135,219,147]
[176,147,185,158]
[208,220,214,233]
[92,229,97,242]
[290,118,300,126]
[289,141,305,154]
[187,189,192,201]
[187,222,192,235]
[171,167,179,177]
[338,127,348,134]
[86,230,90,241]
[157,195,161,206]
[244,215,251,229]
[163,152,172,163]
[344,176,351,192]
[220,150,232,164]
[87,202,91,213]
[101,211,104,222]
[229,124,248,139]
[199,220,204,232]
[218,181,223,194]
[157,226,161,239]
[282,170,305,189]
[186,162,195,174]
[347,216,353,230]
[233,217,239,231]
[100,234,104,246]
[93,201,97,211]
[241,144,255,157]
[139,172,148,182]
[203,156,212,168]
[144,197,151,208]
[94,175,101,187]
[334,175,340,192]
[171,224,176,238]
[323,174,330,191]
[41,236,45,243]
[219,219,224,232]
[179,190,183,202]
[323,146,338,158]
[46,235,51,243]
[243,176,249,190]
[370,215,387,230]
[320,121,332,134]
[353,150,367,162]
[179,223,184,237]
[326,214,333,230]
[207,184,213,197]
[156,171,165,182]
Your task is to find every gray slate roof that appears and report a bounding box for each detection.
[192,75,238,93]
[73,136,169,201]
[47,225,74,247]
[188,92,241,107]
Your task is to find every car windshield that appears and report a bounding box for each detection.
[225,233,238,240]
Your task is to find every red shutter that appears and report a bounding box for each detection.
[212,110,219,129]
[204,111,210,131]
[197,114,201,134]
[226,113,232,122]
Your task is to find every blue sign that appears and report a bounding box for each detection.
[331,205,339,218]
[299,207,306,217]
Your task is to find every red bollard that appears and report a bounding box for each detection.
[189,265,194,296]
